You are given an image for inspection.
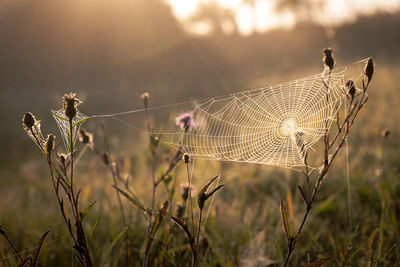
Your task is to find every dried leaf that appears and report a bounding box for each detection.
[32,228,51,267]
[306,256,335,267]
[17,256,32,267]
[170,216,197,260]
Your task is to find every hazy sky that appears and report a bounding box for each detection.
[165,0,400,35]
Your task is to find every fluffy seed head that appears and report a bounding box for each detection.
[364,57,374,84]
[322,48,335,71]
[63,93,81,120]
[23,112,36,129]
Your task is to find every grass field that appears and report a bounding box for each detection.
[1,58,400,267]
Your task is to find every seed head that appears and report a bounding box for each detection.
[141,92,150,108]
[78,129,93,144]
[345,80,356,99]
[183,154,190,164]
[23,112,36,129]
[364,57,374,84]
[322,48,335,71]
[180,183,194,201]
[57,152,68,166]
[45,134,56,155]
[63,93,81,120]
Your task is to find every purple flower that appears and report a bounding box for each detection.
[175,112,198,130]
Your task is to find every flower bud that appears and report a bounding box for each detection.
[63,93,81,120]
[45,134,56,155]
[78,129,93,144]
[141,92,150,109]
[183,154,190,164]
[322,48,335,71]
[23,112,36,129]
[364,57,374,84]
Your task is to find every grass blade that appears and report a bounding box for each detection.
[280,200,291,243]
[17,256,31,267]
[32,228,51,267]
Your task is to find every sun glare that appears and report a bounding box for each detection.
[165,0,400,35]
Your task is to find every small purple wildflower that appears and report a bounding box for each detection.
[175,112,198,130]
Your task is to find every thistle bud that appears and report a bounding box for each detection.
[23,112,36,129]
[345,80,356,99]
[45,134,56,155]
[364,57,374,84]
[183,154,190,164]
[322,48,335,71]
[62,92,81,120]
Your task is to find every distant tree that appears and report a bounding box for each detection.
[188,1,238,35]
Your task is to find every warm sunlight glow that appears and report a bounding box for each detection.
[165,0,400,35]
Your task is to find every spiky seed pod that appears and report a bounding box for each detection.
[322,48,335,71]
[23,112,36,129]
[183,154,190,164]
[364,57,374,84]
[45,134,56,155]
[62,93,81,120]
[346,80,356,99]
[141,92,150,109]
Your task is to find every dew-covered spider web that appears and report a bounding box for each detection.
[52,109,90,151]
[89,67,349,170]
[165,68,346,168]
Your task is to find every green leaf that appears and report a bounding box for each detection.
[52,112,68,121]
[108,227,128,253]
[80,201,96,221]
[72,117,91,128]
[89,217,100,246]
[32,228,51,267]
[280,200,291,243]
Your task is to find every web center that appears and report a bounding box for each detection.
[280,118,297,136]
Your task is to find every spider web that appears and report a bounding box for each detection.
[52,109,90,152]
[161,68,346,169]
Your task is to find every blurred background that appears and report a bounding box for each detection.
[1,0,400,265]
